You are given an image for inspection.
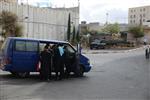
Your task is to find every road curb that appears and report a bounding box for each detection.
[83,46,144,54]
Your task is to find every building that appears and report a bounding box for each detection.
[128,5,150,26]
[128,5,150,43]
[0,1,79,41]
[80,21,104,35]
[143,20,150,27]
[119,24,128,32]
[80,21,88,35]
[88,22,104,32]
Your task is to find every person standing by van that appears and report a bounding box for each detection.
[145,45,150,59]
[40,45,52,81]
[53,45,59,80]
[54,44,65,80]
[58,44,65,80]
[64,46,71,78]
[48,44,54,79]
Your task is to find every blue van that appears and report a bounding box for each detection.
[0,37,91,77]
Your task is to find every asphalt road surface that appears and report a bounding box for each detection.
[0,48,149,100]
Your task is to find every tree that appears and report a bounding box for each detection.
[76,28,80,43]
[71,26,76,43]
[67,13,71,41]
[0,11,23,39]
[129,26,144,39]
[102,23,120,34]
[14,24,23,37]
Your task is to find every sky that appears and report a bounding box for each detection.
[18,0,150,24]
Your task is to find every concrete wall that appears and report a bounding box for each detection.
[0,2,79,40]
[0,0,17,3]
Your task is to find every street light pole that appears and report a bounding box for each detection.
[106,13,109,25]
[27,0,29,37]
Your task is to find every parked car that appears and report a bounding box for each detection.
[90,39,106,49]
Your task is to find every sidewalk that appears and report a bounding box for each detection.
[82,46,145,54]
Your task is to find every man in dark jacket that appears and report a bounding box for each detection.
[40,45,52,81]
[53,44,65,80]
[64,46,71,78]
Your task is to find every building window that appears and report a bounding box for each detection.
[133,20,135,23]
[143,8,145,11]
[130,20,132,23]
[143,19,145,22]
[131,10,133,13]
[143,14,145,17]
[134,9,136,12]
[140,9,142,12]
[130,15,132,18]
[140,14,142,18]
[134,15,136,18]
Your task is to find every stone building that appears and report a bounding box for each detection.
[128,5,150,43]
[128,5,150,26]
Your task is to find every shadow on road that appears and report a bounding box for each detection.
[0,73,89,86]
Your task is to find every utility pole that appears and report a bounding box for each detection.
[26,0,29,37]
[78,0,80,34]
[140,14,143,26]
[106,13,109,25]
[78,0,80,21]
[32,6,34,38]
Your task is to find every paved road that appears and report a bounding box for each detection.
[0,48,149,100]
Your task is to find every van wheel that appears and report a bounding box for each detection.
[10,71,18,76]
[18,72,30,78]
[75,65,84,77]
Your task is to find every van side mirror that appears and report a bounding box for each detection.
[77,43,81,54]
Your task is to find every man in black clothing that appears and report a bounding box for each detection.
[40,45,52,81]
[53,45,59,80]
[53,44,65,80]
[64,46,71,78]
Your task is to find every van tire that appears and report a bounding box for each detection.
[18,72,30,78]
[10,71,18,76]
[75,65,84,77]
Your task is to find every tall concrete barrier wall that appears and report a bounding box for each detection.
[0,1,79,40]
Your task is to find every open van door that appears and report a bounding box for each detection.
[64,43,83,77]
[75,43,84,76]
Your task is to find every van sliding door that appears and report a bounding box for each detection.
[12,40,39,72]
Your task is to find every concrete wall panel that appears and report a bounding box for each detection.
[0,2,79,41]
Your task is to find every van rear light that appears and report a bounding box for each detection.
[5,58,11,64]
[36,62,41,71]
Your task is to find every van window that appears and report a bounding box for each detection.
[15,41,38,52]
[15,41,26,51]
[39,44,46,52]
[65,45,75,54]
[26,41,38,51]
